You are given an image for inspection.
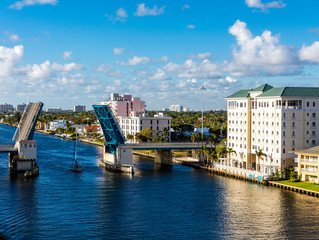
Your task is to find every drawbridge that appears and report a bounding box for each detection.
[0,102,43,174]
[92,104,125,154]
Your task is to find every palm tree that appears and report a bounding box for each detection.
[226,147,236,167]
[215,145,226,163]
[255,149,267,171]
[191,133,196,143]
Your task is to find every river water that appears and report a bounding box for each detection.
[1,124,319,239]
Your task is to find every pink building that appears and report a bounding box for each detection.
[101,93,146,117]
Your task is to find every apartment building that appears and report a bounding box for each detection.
[101,93,145,117]
[73,105,86,112]
[295,146,319,183]
[101,93,171,142]
[118,112,171,142]
[226,84,319,176]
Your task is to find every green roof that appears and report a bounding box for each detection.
[258,87,319,98]
[251,84,273,92]
[226,89,252,99]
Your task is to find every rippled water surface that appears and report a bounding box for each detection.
[1,124,319,239]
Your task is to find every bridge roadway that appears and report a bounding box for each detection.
[120,142,213,150]
[0,145,18,153]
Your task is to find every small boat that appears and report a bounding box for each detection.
[70,132,82,172]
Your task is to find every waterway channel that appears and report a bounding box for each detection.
[1,123,319,239]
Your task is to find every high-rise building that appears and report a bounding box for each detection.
[0,103,13,112]
[101,93,145,117]
[169,105,183,112]
[73,105,86,112]
[101,93,170,142]
[226,84,319,176]
[16,103,26,112]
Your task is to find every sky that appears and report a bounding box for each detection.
[1,0,319,110]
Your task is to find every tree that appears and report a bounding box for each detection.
[163,127,169,141]
[256,149,267,171]
[140,128,155,142]
[126,134,134,142]
[225,147,236,167]
[191,133,196,143]
[215,145,226,160]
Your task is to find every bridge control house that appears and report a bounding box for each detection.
[224,84,319,177]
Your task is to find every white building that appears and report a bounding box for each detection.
[46,108,63,113]
[169,105,183,112]
[0,103,13,112]
[73,105,86,112]
[118,112,171,142]
[16,103,26,112]
[50,120,67,130]
[226,84,319,176]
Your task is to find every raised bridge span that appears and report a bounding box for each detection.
[1,102,43,174]
[93,104,209,174]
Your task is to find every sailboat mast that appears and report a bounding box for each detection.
[74,131,77,162]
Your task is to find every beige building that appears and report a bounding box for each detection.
[226,84,319,176]
[295,146,319,183]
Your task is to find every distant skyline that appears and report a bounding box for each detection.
[1,0,319,110]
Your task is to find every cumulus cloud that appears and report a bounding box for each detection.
[95,64,124,77]
[189,52,211,59]
[299,42,319,63]
[134,3,165,16]
[10,0,58,10]
[187,25,196,29]
[113,48,125,55]
[0,45,24,77]
[118,56,151,66]
[160,56,169,62]
[148,69,170,80]
[62,51,72,60]
[9,34,21,42]
[181,4,190,10]
[20,61,85,80]
[163,59,224,79]
[228,20,299,76]
[106,7,128,22]
[245,0,286,12]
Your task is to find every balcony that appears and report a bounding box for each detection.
[300,159,319,164]
[300,168,318,174]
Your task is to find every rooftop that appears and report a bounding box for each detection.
[295,145,319,156]
[227,85,319,99]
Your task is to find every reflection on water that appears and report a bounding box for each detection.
[1,124,319,239]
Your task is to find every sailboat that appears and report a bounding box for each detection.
[70,132,82,172]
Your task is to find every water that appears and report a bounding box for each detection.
[1,124,319,239]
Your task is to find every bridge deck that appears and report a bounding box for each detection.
[121,142,213,150]
[0,145,18,153]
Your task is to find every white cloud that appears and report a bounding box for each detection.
[134,3,165,17]
[9,34,21,42]
[116,8,128,18]
[163,59,224,79]
[0,45,24,77]
[113,48,125,55]
[187,25,195,29]
[21,61,85,80]
[181,4,190,10]
[160,56,169,62]
[148,69,170,80]
[245,0,286,12]
[118,56,151,66]
[10,0,58,10]
[106,7,128,23]
[62,51,72,60]
[299,42,319,63]
[189,52,211,59]
[95,64,124,77]
[227,20,299,76]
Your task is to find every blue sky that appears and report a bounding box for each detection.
[1,0,319,110]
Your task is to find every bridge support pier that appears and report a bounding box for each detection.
[100,145,134,174]
[154,150,172,166]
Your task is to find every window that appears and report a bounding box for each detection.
[313,113,316,118]
[314,102,316,107]
[312,140,316,145]
[313,122,316,127]
[150,120,153,125]
[307,102,310,107]
[283,149,285,153]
